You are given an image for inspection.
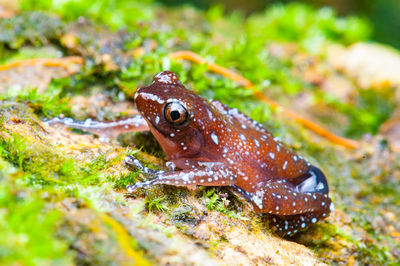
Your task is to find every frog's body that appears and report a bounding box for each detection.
[130,71,333,236]
[48,71,333,236]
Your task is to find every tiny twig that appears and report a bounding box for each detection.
[0,56,84,71]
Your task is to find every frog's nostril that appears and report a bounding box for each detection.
[297,166,329,194]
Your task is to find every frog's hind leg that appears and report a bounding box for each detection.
[266,208,332,237]
[252,179,333,217]
[45,115,149,139]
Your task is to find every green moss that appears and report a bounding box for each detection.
[7,1,375,137]
[0,159,75,265]
[129,132,164,158]
[0,85,72,118]
[0,108,149,264]
[0,104,115,187]
[0,11,64,50]
[351,215,395,263]
[247,3,371,52]
[113,170,140,189]
[20,0,156,30]
[316,88,396,138]
[0,46,62,64]
[0,130,79,186]
[146,195,169,212]
[201,188,247,220]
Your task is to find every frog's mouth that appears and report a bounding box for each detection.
[146,121,203,161]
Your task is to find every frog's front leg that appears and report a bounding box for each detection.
[124,155,164,175]
[125,158,237,192]
[45,115,149,138]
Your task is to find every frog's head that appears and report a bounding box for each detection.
[135,71,214,161]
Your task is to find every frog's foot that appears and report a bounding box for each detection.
[124,155,164,175]
[126,178,159,192]
[124,155,165,192]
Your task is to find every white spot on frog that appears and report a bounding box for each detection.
[283,160,288,170]
[211,132,219,145]
[139,92,165,104]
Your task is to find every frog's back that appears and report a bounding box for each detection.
[210,100,314,192]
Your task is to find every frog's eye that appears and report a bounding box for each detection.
[163,102,189,126]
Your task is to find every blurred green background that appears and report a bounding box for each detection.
[159,0,400,49]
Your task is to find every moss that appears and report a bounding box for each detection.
[0,11,64,50]
[247,3,371,52]
[316,88,396,138]
[113,171,140,189]
[0,105,153,265]
[0,103,117,187]
[0,46,62,64]
[0,105,80,185]
[146,195,169,212]
[128,131,164,158]
[201,188,247,220]
[0,159,75,265]
[19,0,157,30]
[0,85,72,118]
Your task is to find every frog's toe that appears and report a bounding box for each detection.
[124,155,163,176]
[126,179,158,192]
[124,155,142,168]
[126,183,142,192]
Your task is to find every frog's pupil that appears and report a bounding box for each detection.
[171,110,181,120]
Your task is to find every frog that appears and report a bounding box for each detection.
[127,71,333,236]
[47,71,333,236]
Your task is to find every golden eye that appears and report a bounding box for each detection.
[163,102,189,126]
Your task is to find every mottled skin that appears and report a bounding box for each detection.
[128,71,333,236]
